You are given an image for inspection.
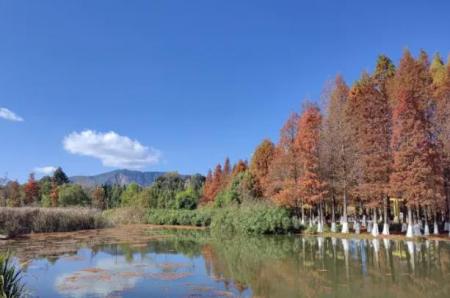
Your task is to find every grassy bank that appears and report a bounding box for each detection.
[104,203,303,235]
[0,207,109,238]
[144,205,299,235]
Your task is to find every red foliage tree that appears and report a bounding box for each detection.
[201,164,223,204]
[348,69,393,234]
[250,139,275,197]
[297,106,328,229]
[323,75,352,232]
[431,54,450,224]
[24,173,40,205]
[201,170,214,204]
[232,160,248,177]
[390,50,444,235]
[267,113,303,213]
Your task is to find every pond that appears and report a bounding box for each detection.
[1,225,449,298]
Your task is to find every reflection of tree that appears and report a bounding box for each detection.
[200,236,450,298]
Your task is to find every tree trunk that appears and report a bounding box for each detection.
[424,208,430,236]
[371,208,379,237]
[406,206,414,238]
[433,209,439,235]
[301,204,305,225]
[341,191,349,233]
[317,203,324,233]
[382,196,390,235]
[331,196,336,232]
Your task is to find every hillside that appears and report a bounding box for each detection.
[70,169,166,187]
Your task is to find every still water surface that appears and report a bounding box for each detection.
[2,226,449,298]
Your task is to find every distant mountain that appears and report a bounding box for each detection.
[70,169,167,187]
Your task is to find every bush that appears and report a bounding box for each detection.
[145,203,299,235]
[0,207,108,237]
[175,187,199,210]
[210,204,295,235]
[0,253,25,297]
[146,208,214,227]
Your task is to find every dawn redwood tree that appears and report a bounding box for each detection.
[223,157,232,186]
[232,160,248,177]
[201,164,224,204]
[267,113,303,217]
[390,50,445,237]
[348,70,393,236]
[373,55,396,235]
[24,173,40,206]
[249,139,275,197]
[324,75,352,233]
[297,106,328,232]
[431,54,450,234]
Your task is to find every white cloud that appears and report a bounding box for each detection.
[34,166,57,175]
[63,130,161,169]
[0,107,24,122]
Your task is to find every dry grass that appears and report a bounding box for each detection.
[102,207,147,225]
[0,207,109,238]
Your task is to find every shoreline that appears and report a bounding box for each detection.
[2,223,449,242]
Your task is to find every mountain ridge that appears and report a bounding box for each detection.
[70,169,168,187]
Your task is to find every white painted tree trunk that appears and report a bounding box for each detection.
[424,223,430,236]
[317,204,324,233]
[371,209,379,237]
[331,222,337,233]
[354,222,360,234]
[433,220,439,235]
[406,207,414,238]
[317,221,323,233]
[342,192,349,234]
[382,197,389,235]
[341,222,349,234]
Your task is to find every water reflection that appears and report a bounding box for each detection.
[2,228,450,298]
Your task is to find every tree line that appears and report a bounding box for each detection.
[0,167,205,211]
[202,50,450,237]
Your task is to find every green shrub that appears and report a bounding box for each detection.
[146,209,214,227]
[145,204,299,235]
[210,203,296,235]
[0,253,25,298]
[58,184,90,207]
[175,187,199,210]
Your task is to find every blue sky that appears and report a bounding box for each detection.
[1,0,450,182]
